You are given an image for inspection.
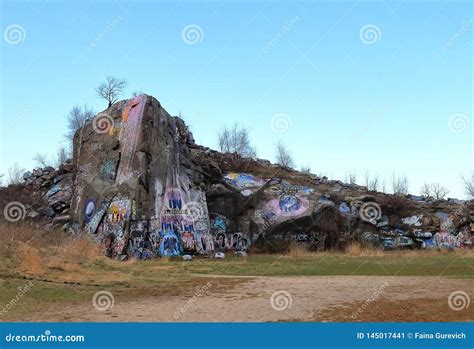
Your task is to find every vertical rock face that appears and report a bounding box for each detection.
[71,95,210,259]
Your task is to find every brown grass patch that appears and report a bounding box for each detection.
[18,243,45,275]
[314,297,474,322]
[344,243,385,257]
[286,243,317,258]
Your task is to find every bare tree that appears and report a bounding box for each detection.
[430,183,449,200]
[420,183,432,198]
[33,153,53,168]
[392,173,408,195]
[96,76,127,108]
[345,171,357,185]
[364,170,370,189]
[7,163,25,185]
[275,140,294,168]
[55,146,70,167]
[462,174,474,198]
[0,174,4,187]
[218,124,256,158]
[369,176,379,192]
[381,180,387,193]
[300,164,311,174]
[66,105,94,142]
[364,170,379,191]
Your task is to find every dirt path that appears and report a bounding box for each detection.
[28,276,473,322]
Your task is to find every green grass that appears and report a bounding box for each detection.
[165,253,474,278]
[0,252,472,320]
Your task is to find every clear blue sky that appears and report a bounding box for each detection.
[1,0,472,198]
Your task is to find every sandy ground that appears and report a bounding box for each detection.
[27,276,473,322]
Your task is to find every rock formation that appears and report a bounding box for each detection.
[1,94,473,258]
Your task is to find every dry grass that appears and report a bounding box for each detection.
[344,243,384,257]
[286,243,317,258]
[313,297,474,322]
[18,243,46,275]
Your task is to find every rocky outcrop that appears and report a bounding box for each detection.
[0,161,74,229]
[1,94,473,257]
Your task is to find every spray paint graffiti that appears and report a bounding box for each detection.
[99,159,118,182]
[272,231,321,245]
[194,231,214,253]
[214,232,227,251]
[231,233,250,251]
[84,199,96,223]
[402,215,423,226]
[116,95,147,184]
[267,195,309,217]
[107,198,131,223]
[432,232,456,249]
[148,231,161,256]
[223,173,266,190]
[155,173,213,255]
[456,227,473,247]
[211,215,228,232]
[86,201,108,234]
[128,221,153,259]
[265,182,312,218]
[211,215,230,251]
[159,230,181,257]
[105,198,131,257]
[181,231,196,251]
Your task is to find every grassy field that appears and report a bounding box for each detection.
[0,224,473,321]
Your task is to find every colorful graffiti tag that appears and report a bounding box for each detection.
[86,201,108,234]
[265,182,312,218]
[155,174,213,255]
[108,198,131,223]
[99,159,118,183]
[266,195,309,217]
[223,173,266,190]
[116,95,147,184]
[159,230,181,257]
[105,198,131,257]
[84,199,96,223]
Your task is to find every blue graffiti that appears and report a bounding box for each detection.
[159,230,182,257]
[84,199,96,223]
[212,216,227,232]
[279,195,301,213]
[167,190,182,209]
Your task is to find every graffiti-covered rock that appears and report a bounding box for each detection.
[1,94,473,258]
